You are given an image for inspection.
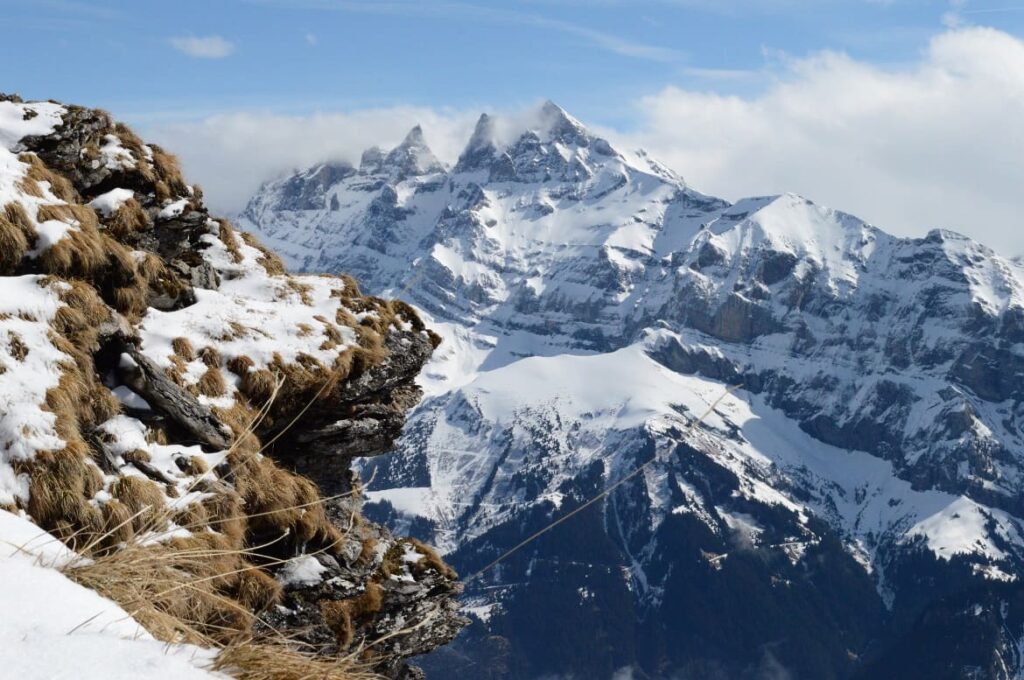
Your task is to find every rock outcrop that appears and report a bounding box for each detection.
[0,94,464,678]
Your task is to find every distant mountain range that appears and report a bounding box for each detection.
[239,101,1024,680]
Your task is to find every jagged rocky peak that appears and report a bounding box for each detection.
[275,160,354,211]
[454,112,499,173]
[535,98,588,144]
[381,123,446,177]
[453,102,623,180]
[360,145,386,173]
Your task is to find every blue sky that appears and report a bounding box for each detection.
[3,0,1024,253]
[2,0,1020,125]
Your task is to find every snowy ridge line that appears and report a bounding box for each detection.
[462,384,740,584]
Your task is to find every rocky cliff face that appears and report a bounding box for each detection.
[240,101,1024,679]
[0,94,464,679]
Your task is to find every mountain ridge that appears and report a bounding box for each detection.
[239,102,1024,679]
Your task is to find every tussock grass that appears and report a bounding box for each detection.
[197,367,228,397]
[19,152,78,202]
[321,581,385,648]
[0,207,30,273]
[200,346,223,368]
[57,476,386,679]
[216,219,244,264]
[105,197,149,239]
[172,337,196,361]
[239,231,286,276]
[148,144,190,202]
[212,639,378,680]
[110,476,165,532]
[64,534,252,644]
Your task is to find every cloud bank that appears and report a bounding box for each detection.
[148,26,1024,255]
[147,108,481,212]
[621,25,1024,255]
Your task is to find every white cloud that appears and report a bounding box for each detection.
[615,26,1024,256]
[148,26,1024,256]
[305,32,318,46]
[169,35,236,59]
[145,107,481,212]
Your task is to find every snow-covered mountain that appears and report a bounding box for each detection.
[240,102,1024,679]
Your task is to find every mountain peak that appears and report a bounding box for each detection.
[401,124,426,146]
[536,99,588,144]
[360,145,386,173]
[454,113,499,173]
[468,113,495,145]
[382,125,445,177]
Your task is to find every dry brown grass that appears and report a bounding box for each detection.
[52,279,113,350]
[187,455,210,474]
[239,231,287,276]
[172,336,196,361]
[0,208,30,273]
[19,444,104,543]
[122,448,152,465]
[110,283,148,317]
[320,581,384,648]
[149,144,190,201]
[98,499,135,550]
[286,279,314,306]
[229,451,340,551]
[25,332,120,543]
[227,354,255,376]
[198,367,228,397]
[235,569,283,613]
[137,252,186,303]
[200,346,223,368]
[35,208,106,277]
[111,476,166,532]
[4,200,35,238]
[105,197,149,239]
[19,152,78,202]
[217,219,245,264]
[406,538,457,580]
[240,368,277,404]
[63,535,250,644]
[6,272,128,548]
[7,332,29,360]
[212,639,379,680]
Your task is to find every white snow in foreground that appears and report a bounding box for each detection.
[0,120,80,254]
[0,510,224,680]
[0,101,64,151]
[159,197,189,219]
[276,554,328,588]
[137,221,359,400]
[0,276,71,505]
[89,187,136,216]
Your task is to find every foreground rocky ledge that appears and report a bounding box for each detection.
[0,93,465,678]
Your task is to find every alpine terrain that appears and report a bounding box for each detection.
[240,102,1024,679]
